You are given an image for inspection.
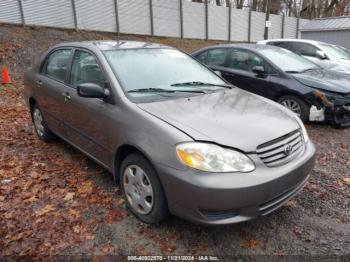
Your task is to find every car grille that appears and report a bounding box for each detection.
[256,129,305,167]
[199,209,239,220]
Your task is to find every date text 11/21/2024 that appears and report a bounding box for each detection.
[127,255,220,261]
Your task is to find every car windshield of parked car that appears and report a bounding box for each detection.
[259,48,319,73]
[320,44,350,60]
[338,46,350,57]
[104,48,227,100]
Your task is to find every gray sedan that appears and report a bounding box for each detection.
[24,41,315,225]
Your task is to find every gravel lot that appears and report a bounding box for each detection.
[0,24,349,260]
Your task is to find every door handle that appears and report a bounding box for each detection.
[35,80,43,87]
[62,92,71,101]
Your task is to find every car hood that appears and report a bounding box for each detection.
[320,60,350,74]
[335,59,350,65]
[137,89,299,152]
[292,69,350,93]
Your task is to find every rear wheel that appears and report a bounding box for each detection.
[31,104,55,142]
[120,153,168,224]
[278,95,310,123]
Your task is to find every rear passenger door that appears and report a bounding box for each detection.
[36,48,73,137]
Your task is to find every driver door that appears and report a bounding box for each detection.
[221,48,276,99]
[62,49,113,165]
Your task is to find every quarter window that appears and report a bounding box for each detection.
[207,49,227,66]
[69,50,106,88]
[43,49,72,82]
[195,51,208,64]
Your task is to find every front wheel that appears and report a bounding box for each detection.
[278,95,310,123]
[120,153,168,224]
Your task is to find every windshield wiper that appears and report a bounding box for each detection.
[300,68,318,73]
[127,88,205,94]
[171,81,232,89]
[285,70,301,74]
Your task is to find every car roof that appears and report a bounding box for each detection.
[193,43,282,54]
[258,38,326,45]
[54,40,173,51]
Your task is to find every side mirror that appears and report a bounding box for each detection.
[214,70,222,77]
[316,50,327,60]
[77,83,109,98]
[252,66,265,77]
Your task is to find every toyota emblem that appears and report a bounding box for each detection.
[284,144,293,156]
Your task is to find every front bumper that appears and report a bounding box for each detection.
[325,104,350,127]
[156,141,316,225]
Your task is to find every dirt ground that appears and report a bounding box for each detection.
[0,24,349,260]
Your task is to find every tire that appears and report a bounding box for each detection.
[120,153,168,224]
[31,103,55,142]
[278,95,310,123]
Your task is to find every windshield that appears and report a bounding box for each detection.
[320,44,350,60]
[104,48,226,100]
[259,48,319,73]
[338,46,350,57]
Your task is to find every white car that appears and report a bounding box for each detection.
[257,39,350,74]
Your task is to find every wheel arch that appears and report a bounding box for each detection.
[113,144,158,184]
[29,97,37,110]
[29,97,37,122]
[276,91,311,106]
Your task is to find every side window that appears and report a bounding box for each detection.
[268,41,291,50]
[70,50,106,88]
[229,49,274,74]
[291,43,319,57]
[194,51,208,64]
[43,49,72,82]
[207,48,227,66]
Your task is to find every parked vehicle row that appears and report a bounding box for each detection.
[24,41,316,225]
[192,43,350,126]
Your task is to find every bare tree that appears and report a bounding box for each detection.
[191,0,350,18]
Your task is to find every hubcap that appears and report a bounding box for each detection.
[123,165,154,215]
[33,108,45,137]
[281,99,301,117]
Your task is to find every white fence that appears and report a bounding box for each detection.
[0,0,308,42]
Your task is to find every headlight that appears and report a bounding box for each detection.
[295,116,309,143]
[176,142,255,173]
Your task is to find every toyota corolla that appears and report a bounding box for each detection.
[24,41,315,225]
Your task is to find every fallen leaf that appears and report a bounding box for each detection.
[117,198,125,206]
[73,225,82,234]
[35,204,56,217]
[243,239,261,249]
[342,177,350,185]
[294,226,302,238]
[24,195,38,203]
[160,245,176,253]
[63,192,75,201]
[134,246,150,256]
[107,209,128,223]
[285,200,298,208]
